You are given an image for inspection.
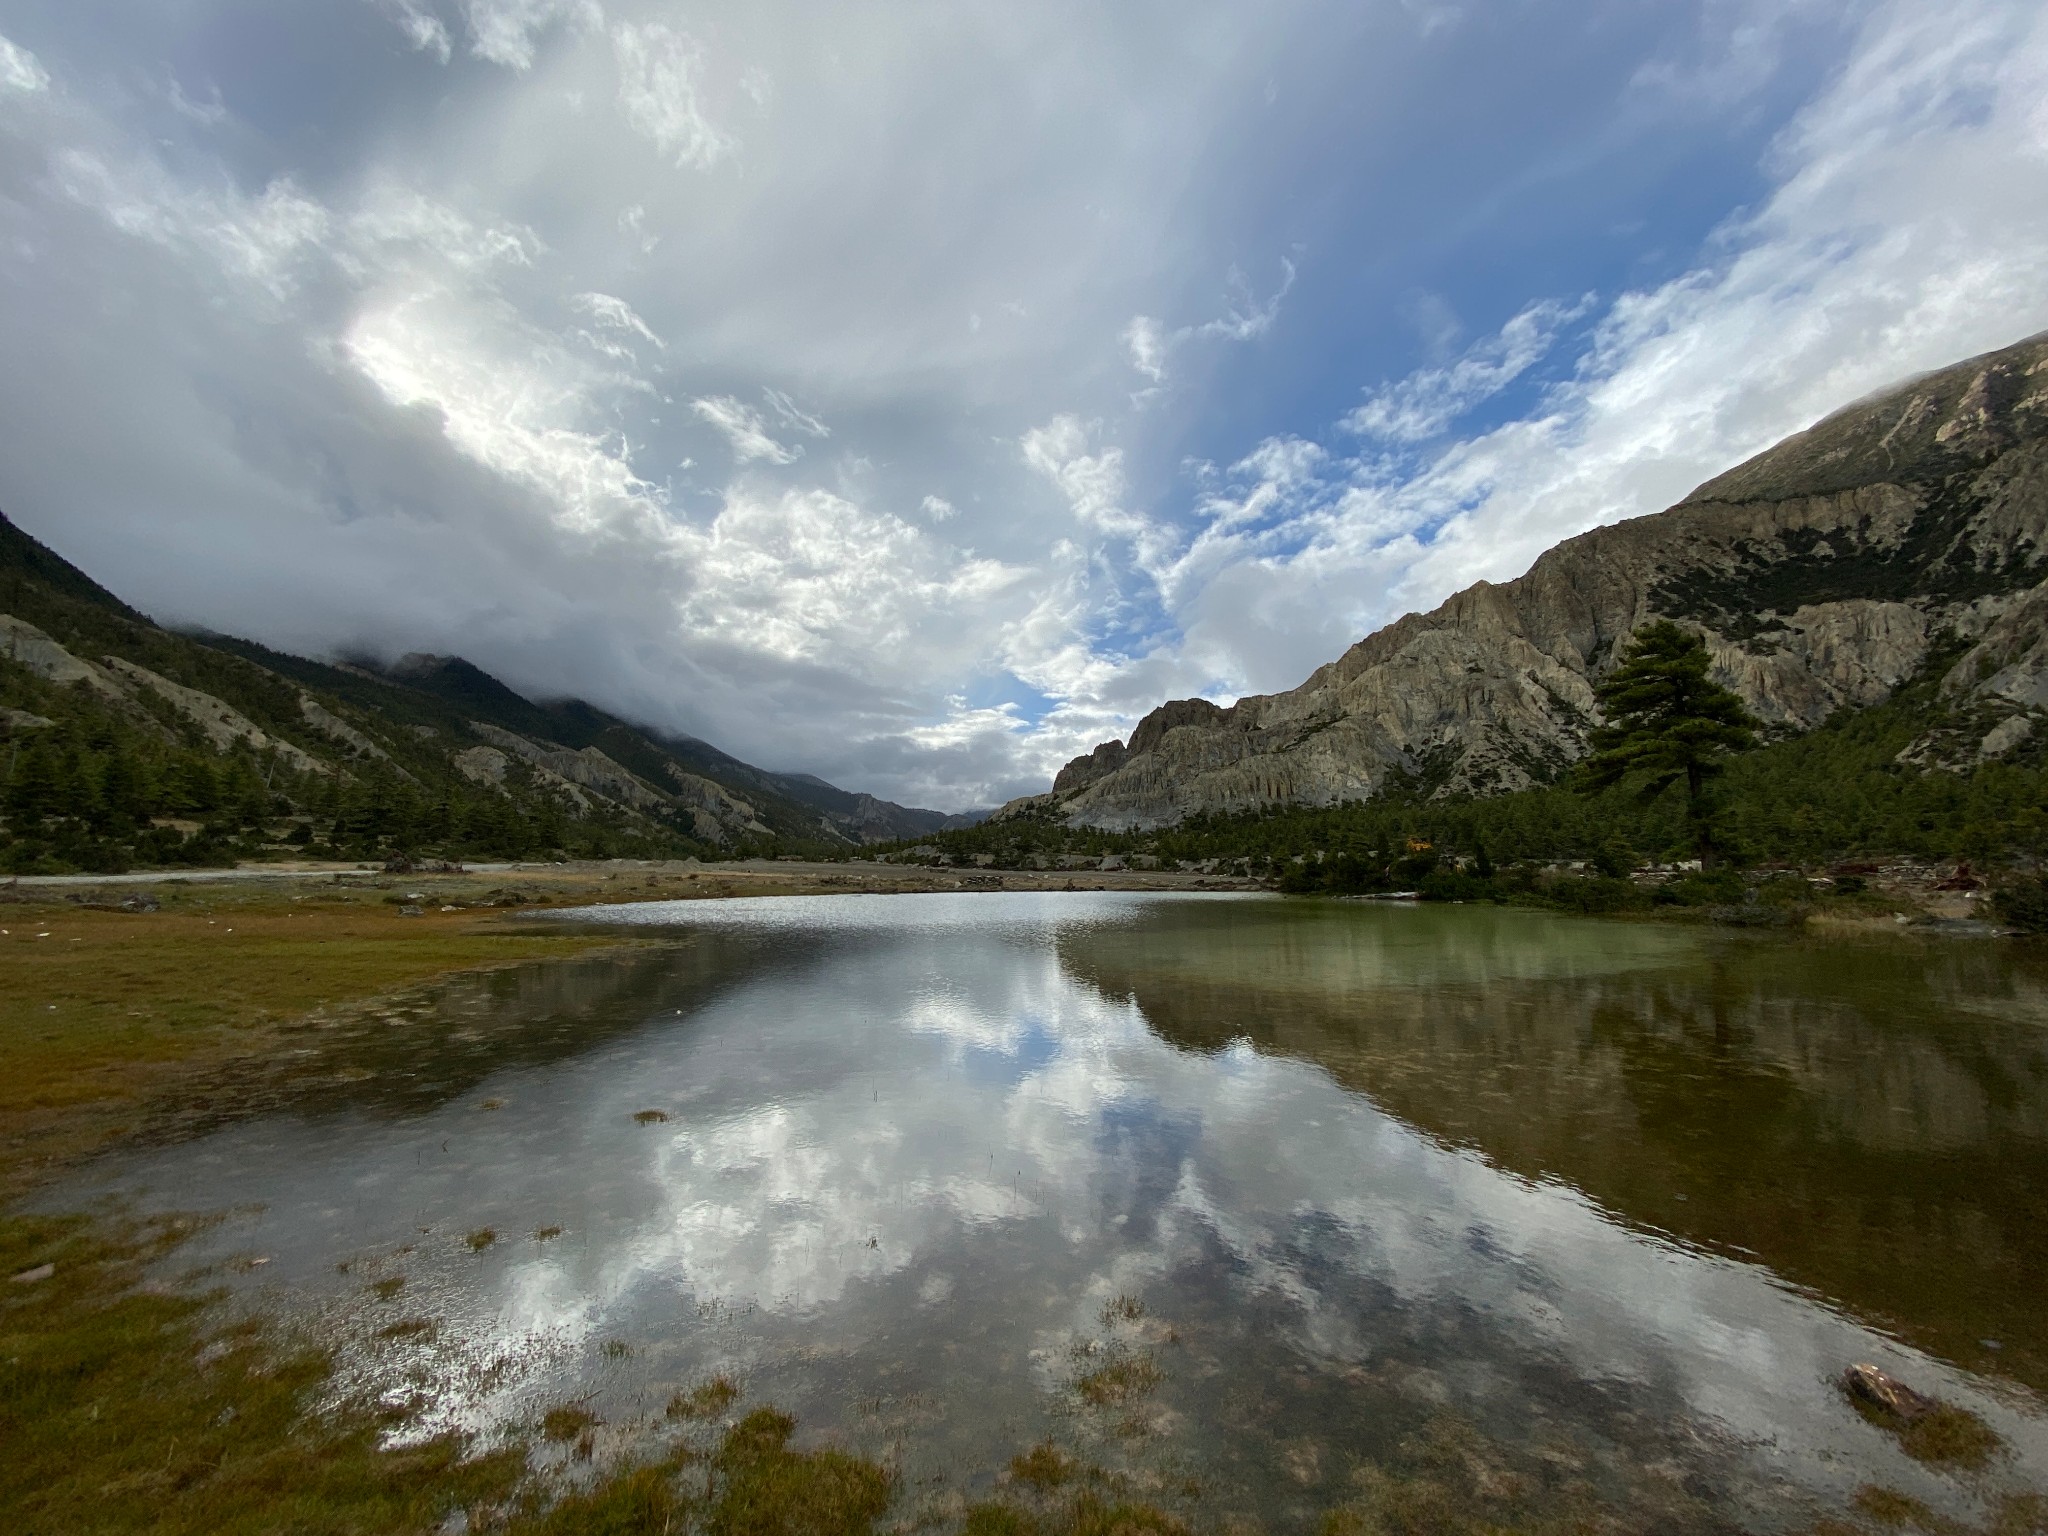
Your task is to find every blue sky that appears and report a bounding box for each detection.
[2,1,2047,809]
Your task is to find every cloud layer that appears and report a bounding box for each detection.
[1,0,2045,807]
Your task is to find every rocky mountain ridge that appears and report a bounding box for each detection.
[1024,330,2048,830]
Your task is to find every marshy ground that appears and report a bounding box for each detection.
[3,868,2043,1535]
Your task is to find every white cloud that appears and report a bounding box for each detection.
[1122,316,1166,382]
[761,387,828,439]
[680,487,1023,667]
[166,77,228,126]
[1020,415,1128,533]
[0,32,49,94]
[612,21,734,169]
[572,290,663,348]
[54,152,333,301]
[1119,259,1295,386]
[375,0,454,63]
[1341,295,1591,443]
[692,395,798,464]
[458,0,599,70]
[1194,257,1296,342]
[8,0,2048,814]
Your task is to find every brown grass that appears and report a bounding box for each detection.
[1074,1352,1162,1407]
[667,1375,743,1421]
[540,1405,597,1443]
[0,882,637,1197]
[1849,1392,2005,1470]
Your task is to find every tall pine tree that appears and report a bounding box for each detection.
[1577,621,1759,867]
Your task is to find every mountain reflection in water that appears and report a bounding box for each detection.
[62,893,2048,1530]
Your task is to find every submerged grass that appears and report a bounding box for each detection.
[0,1208,905,1535]
[1074,1352,1162,1407]
[0,1211,526,1536]
[11,1210,2037,1536]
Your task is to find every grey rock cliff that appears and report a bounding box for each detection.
[1038,331,2048,830]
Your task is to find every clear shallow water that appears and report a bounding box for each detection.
[59,893,2048,1529]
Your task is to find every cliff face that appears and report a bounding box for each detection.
[1040,332,2048,830]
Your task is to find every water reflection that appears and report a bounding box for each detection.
[1056,900,2048,1392]
[62,893,2048,1529]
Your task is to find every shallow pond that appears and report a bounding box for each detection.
[61,893,2048,1530]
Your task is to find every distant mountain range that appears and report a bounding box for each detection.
[0,510,982,855]
[1017,330,2048,829]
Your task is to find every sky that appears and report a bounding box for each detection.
[2,2,2046,811]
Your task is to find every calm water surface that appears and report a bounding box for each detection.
[63,893,2048,1529]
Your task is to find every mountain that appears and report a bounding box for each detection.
[0,509,954,867]
[1026,330,2048,830]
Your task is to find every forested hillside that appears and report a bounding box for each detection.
[0,511,950,874]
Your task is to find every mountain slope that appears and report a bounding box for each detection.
[1,510,951,869]
[1033,331,2048,829]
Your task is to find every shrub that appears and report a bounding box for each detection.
[1993,876,2048,933]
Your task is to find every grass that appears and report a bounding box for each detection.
[540,1405,598,1443]
[1008,1443,1079,1489]
[0,1211,526,1536]
[16,1212,2020,1536]
[667,1376,742,1421]
[1099,1294,1145,1326]
[1073,1352,1162,1407]
[0,880,640,1198]
[1848,1386,2006,1470]
[0,1208,909,1536]
[466,1228,498,1252]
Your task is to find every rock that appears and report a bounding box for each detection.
[1044,330,2048,829]
[10,1262,54,1284]
[1053,739,1129,793]
[397,904,424,917]
[299,694,391,761]
[119,893,160,913]
[1842,1363,1937,1424]
[1981,715,2035,756]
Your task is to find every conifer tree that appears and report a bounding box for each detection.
[1577,620,1759,866]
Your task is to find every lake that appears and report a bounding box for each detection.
[59,892,2048,1530]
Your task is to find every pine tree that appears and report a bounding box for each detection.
[1577,621,1759,866]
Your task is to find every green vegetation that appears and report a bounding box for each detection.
[0,882,638,1199]
[0,1211,529,1536]
[1993,874,2048,933]
[1576,620,1759,865]
[0,511,859,874]
[1,1209,913,1536]
[878,644,2048,892]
